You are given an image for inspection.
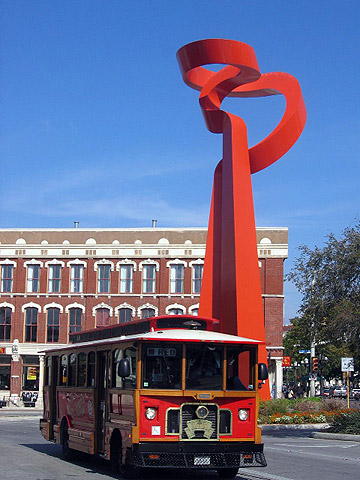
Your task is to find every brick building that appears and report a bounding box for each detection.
[0,226,287,405]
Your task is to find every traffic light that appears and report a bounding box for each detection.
[312,357,318,373]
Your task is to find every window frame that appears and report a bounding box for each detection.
[70,264,84,293]
[26,265,40,293]
[97,264,111,293]
[119,264,133,293]
[0,265,14,293]
[142,264,156,294]
[48,264,62,293]
[0,307,11,341]
[170,264,185,294]
[46,307,60,343]
[24,307,38,343]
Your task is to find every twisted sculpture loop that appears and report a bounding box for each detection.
[177,39,306,397]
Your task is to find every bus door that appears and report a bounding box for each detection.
[97,351,110,453]
[49,355,58,439]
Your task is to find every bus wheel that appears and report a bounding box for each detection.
[61,422,77,461]
[217,468,239,479]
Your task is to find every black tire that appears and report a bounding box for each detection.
[217,468,239,479]
[110,435,122,472]
[110,434,138,479]
[61,423,77,461]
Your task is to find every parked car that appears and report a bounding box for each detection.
[332,386,347,398]
[323,387,330,397]
[352,388,360,400]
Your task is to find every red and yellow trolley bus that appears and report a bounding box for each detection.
[40,315,268,478]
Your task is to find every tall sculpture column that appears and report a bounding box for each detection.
[177,39,306,397]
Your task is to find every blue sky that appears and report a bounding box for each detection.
[1,1,359,321]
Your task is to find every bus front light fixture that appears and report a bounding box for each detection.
[145,407,157,420]
[238,409,249,421]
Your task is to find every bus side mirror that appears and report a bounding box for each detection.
[118,358,130,378]
[258,363,268,381]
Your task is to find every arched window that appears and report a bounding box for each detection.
[25,308,38,342]
[69,308,82,334]
[0,307,11,341]
[119,308,132,323]
[96,308,110,327]
[47,308,60,343]
[168,308,184,315]
[191,308,199,316]
[141,308,155,319]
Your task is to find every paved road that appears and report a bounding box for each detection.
[0,417,359,480]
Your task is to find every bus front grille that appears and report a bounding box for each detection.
[180,403,218,440]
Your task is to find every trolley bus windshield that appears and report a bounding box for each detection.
[141,342,256,391]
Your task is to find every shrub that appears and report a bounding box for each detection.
[328,411,360,434]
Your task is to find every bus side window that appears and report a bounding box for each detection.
[45,356,51,386]
[112,349,123,388]
[124,347,137,389]
[87,351,96,387]
[68,353,77,386]
[60,355,68,386]
[78,352,87,387]
[226,347,254,391]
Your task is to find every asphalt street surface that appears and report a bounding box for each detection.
[0,416,358,480]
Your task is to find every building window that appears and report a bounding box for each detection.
[192,264,203,294]
[69,308,82,334]
[191,308,199,316]
[96,308,110,327]
[119,308,132,323]
[22,355,40,391]
[120,265,133,293]
[1,265,13,293]
[70,265,84,293]
[141,308,155,319]
[98,265,111,293]
[0,354,11,390]
[168,308,184,315]
[48,265,61,293]
[25,308,38,342]
[142,265,156,293]
[0,307,11,341]
[27,265,40,293]
[170,264,184,293]
[47,308,60,343]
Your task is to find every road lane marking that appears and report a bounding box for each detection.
[273,442,358,449]
[237,472,295,480]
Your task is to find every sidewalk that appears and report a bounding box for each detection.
[0,406,42,418]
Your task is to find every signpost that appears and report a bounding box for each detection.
[341,357,354,408]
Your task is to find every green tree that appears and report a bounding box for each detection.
[286,222,360,377]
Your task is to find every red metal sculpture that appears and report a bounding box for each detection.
[177,39,306,396]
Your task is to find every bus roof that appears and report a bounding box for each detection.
[41,329,264,354]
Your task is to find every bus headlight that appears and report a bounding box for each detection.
[238,409,249,421]
[196,405,209,419]
[145,407,157,420]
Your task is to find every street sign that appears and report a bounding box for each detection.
[341,357,354,372]
[282,356,291,367]
[299,349,311,354]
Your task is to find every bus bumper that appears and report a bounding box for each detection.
[126,442,266,469]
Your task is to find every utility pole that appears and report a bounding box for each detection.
[310,276,316,397]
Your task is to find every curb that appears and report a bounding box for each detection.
[310,432,360,442]
[261,423,329,431]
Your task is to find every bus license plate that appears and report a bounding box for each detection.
[194,456,211,465]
